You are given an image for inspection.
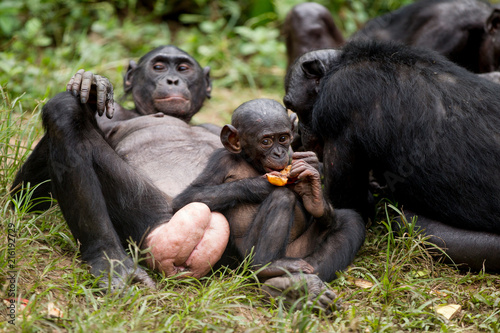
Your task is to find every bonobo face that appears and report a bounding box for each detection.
[480,9,500,73]
[283,49,340,156]
[125,45,212,122]
[283,49,340,122]
[221,99,293,174]
[241,119,292,173]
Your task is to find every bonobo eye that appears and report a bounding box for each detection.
[153,63,166,71]
[278,135,289,144]
[261,138,273,147]
[177,64,191,72]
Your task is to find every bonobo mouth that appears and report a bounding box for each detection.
[154,96,191,115]
[155,96,189,103]
[265,165,289,173]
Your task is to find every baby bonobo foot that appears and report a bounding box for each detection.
[257,258,314,279]
[262,273,340,315]
[89,255,156,292]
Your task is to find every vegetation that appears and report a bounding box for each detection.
[1,0,498,331]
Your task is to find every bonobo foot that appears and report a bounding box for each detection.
[257,258,315,279]
[262,273,340,315]
[88,255,156,292]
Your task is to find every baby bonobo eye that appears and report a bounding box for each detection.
[261,138,273,147]
[153,62,166,71]
[279,135,290,144]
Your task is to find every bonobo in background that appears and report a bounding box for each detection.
[173,98,364,313]
[10,46,229,289]
[284,39,500,273]
[352,0,500,73]
[285,0,500,74]
[283,2,345,70]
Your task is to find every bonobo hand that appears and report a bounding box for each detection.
[288,151,325,218]
[66,69,115,118]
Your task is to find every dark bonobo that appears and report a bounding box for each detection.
[283,2,345,70]
[284,40,500,273]
[11,45,230,289]
[352,0,500,73]
[173,98,364,312]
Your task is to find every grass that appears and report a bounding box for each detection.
[1,84,499,332]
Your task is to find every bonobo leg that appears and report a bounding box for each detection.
[238,187,313,276]
[404,212,500,273]
[10,135,53,211]
[42,92,171,289]
[302,208,366,281]
[263,208,364,313]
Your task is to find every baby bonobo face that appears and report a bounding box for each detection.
[229,98,293,173]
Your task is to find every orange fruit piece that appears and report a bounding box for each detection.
[266,165,292,186]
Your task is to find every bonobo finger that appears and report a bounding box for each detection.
[105,82,115,119]
[95,75,107,116]
[70,69,85,97]
[80,71,94,104]
[292,151,320,170]
[66,75,75,93]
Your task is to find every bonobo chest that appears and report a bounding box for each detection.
[105,114,222,201]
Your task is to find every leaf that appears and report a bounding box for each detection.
[47,302,63,319]
[435,304,461,320]
[355,279,374,289]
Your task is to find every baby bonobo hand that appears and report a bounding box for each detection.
[66,69,115,118]
[288,151,325,218]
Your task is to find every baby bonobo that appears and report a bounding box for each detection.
[173,98,342,313]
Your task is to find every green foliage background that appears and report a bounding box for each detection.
[0,0,412,111]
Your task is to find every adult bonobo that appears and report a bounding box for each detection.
[173,98,364,312]
[11,45,229,289]
[351,0,500,73]
[284,40,500,273]
[283,2,345,70]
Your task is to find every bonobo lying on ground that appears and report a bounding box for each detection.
[284,39,500,273]
[11,46,228,289]
[173,98,364,313]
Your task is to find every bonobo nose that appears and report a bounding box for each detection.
[167,77,179,85]
[273,147,288,160]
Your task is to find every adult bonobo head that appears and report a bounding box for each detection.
[124,45,212,122]
[220,99,293,173]
[283,49,340,158]
[480,8,500,72]
[283,2,345,70]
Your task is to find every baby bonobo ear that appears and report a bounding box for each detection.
[220,124,241,153]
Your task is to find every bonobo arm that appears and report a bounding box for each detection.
[66,69,115,118]
[172,149,275,212]
[10,135,53,211]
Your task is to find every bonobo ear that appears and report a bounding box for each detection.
[289,112,297,135]
[124,60,137,94]
[220,124,241,153]
[203,66,212,99]
[301,59,326,79]
[486,9,500,34]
